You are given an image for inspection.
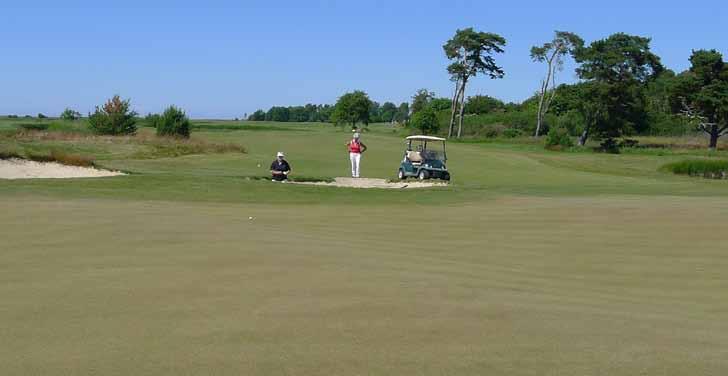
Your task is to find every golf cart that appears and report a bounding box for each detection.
[397,135,450,181]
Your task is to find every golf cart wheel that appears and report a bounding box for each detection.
[418,169,429,180]
[397,169,406,180]
[442,172,451,181]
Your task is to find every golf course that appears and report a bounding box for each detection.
[1,119,727,375]
[6,1,728,372]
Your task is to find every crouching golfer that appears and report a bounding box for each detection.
[346,132,367,178]
[270,152,291,182]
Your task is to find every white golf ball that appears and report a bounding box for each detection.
[249,216,254,220]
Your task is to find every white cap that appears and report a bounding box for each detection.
[276,151,285,157]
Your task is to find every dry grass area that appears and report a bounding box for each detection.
[1,129,246,159]
[0,148,95,167]
[632,135,728,150]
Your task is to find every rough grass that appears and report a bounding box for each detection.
[3,149,96,167]
[1,129,246,160]
[0,149,23,159]
[662,159,728,178]
[130,135,246,159]
[17,122,50,131]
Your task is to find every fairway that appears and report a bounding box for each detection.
[2,122,728,375]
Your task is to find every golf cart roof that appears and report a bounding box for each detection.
[406,135,446,142]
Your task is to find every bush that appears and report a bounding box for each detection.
[595,138,620,154]
[544,127,574,150]
[619,139,640,148]
[465,95,506,115]
[436,108,542,137]
[648,113,693,136]
[556,110,584,136]
[156,106,191,138]
[60,108,81,121]
[18,123,50,131]
[663,159,728,178]
[479,124,506,138]
[502,128,523,138]
[37,113,47,119]
[7,115,18,118]
[409,106,439,135]
[88,95,137,135]
[248,110,266,121]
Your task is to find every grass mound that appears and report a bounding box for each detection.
[1,129,246,160]
[662,159,728,179]
[0,149,23,160]
[17,123,50,131]
[0,145,95,167]
[131,136,246,158]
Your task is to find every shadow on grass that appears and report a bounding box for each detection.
[240,175,335,183]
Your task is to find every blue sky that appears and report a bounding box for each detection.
[1,0,726,118]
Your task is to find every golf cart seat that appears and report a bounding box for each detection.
[407,151,423,164]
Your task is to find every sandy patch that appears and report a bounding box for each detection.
[0,159,125,180]
[292,177,447,189]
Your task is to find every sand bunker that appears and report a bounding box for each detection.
[0,159,125,179]
[292,177,447,189]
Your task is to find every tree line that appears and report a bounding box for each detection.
[440,28,727,149]
[247,100,410,124]
[249,29,727,150]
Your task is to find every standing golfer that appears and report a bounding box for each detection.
[346,132,367,178]
[270,151,291,182]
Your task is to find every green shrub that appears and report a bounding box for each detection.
[435,108,546,137]
[156,106,191,138]
[479,124,506,138]
[556,110,584,136]
[60,108,81,121]
[648,113,693,136]
[37,113,47,119]
[619,139,639,148]
[597,138,620,154]
[88,95,137,135]
[409,106,439,135]
[662,159,728,178]
[544,127,574,150]
[18,123,50,131]
[502,128,523,138]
